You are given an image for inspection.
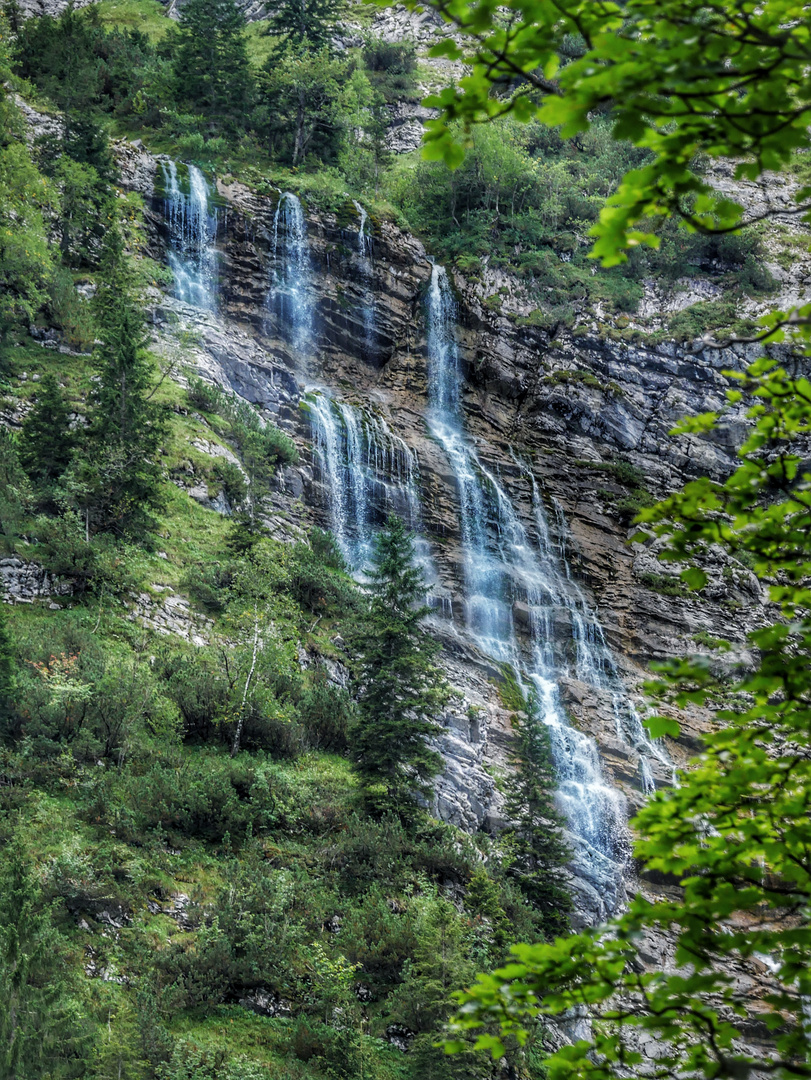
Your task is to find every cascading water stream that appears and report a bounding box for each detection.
[425,264,670,914]
[352,201,376,354]
[160,160,219,309]
[269,192,312,348]
[306,392,423,571]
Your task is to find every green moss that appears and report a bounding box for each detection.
[495,664,528,713]
[638,571,692,598]
[94,0,171,41]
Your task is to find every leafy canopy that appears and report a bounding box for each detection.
[410,0,811,1074]
[415,0,811,272]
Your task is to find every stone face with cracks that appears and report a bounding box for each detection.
[112,140,782,928]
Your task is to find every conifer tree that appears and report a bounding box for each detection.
[0,839,91,1078]
[263,0,344,52]
[502,705,572,938]
[72,227,165,536]
[172,0,254,127]
[0,599,14,727]
[351,515,452,815]
[18,373,74,487]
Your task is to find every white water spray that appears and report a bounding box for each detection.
[269,192,312,348]
[160,161,219,309]
[425,264,670,915]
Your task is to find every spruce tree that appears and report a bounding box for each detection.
[74,227,165,536]
[263,0,344,52]
[351,515,451,816]
[18,372,74,487]
[0,839,91,1078]
[172,0,254,127]
[502,703,572,938]
[0,599,14,729]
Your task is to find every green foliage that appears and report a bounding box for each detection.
[13,3,152,119]
[392,117,652,312]
[415,0,811,270]
[0,839,91,1078]
[256,46,353,168]
[0,24,54,351]
[0,600,15,724]
[447,366,811,1077]
[19,372,75,491]
[172,0,254,131]
[263,0,344,53]
[665,299,759,344]
[72,227,167,536]
[502,699,571,938]
[362,38,419,104]
[350,515,452,815]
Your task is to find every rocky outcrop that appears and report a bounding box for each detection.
[0,557,72,603]
[114,140,783,926]
[129,587,212,646]
[17,0,93,17]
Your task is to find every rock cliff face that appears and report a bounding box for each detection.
[118,144,765,924]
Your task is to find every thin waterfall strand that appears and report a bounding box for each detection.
[160,161,218,309]
[269,192,312,348]
[426,263,636,915]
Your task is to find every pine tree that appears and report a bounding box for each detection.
[502,702,572,938]
[172,0,254,127]
[263,0,344,52]
[18,372,74,487]
[351,515,452,815]
[73,227,165,536]
[0,599,14,728]
[0,839,91,1078]
[0,16,54,355]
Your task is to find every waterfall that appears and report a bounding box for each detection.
[160,160,219,309]
[352,200,376,357]
[269,192,312,348]
[306,391,423,571]
[425,263,667,915]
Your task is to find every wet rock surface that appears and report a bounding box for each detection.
[112,140,784,929]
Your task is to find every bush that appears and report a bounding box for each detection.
[109,753,295,840]
[309,526,346,571]
[181,561,234,613]
[212,460,247,507]
[287,542,358,615]
[158,647,231,741]
[10,627,176,762]
[362,38,419,102]
[297,670,354,751]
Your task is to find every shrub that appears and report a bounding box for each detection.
[181,561,234,613]
[111,754,295,840]
[297,670,354,751]
[212,460,247,507]
[362,38,419,102]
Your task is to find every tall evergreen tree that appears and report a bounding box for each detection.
[351,515,452,815]
[0,17,54,355]
[262,0,344,52]
[172,0,254,127]
[18,372,74,488]
[502,703,572,938]
[0,839,91,1078]
[0,600,14,729]
[72,227,165,536]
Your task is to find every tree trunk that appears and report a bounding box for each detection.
[293,86,306,166]
[231,609,260,758]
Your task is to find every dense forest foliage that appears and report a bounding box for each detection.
[0,5,574,1077]
[3,0,810,1077]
